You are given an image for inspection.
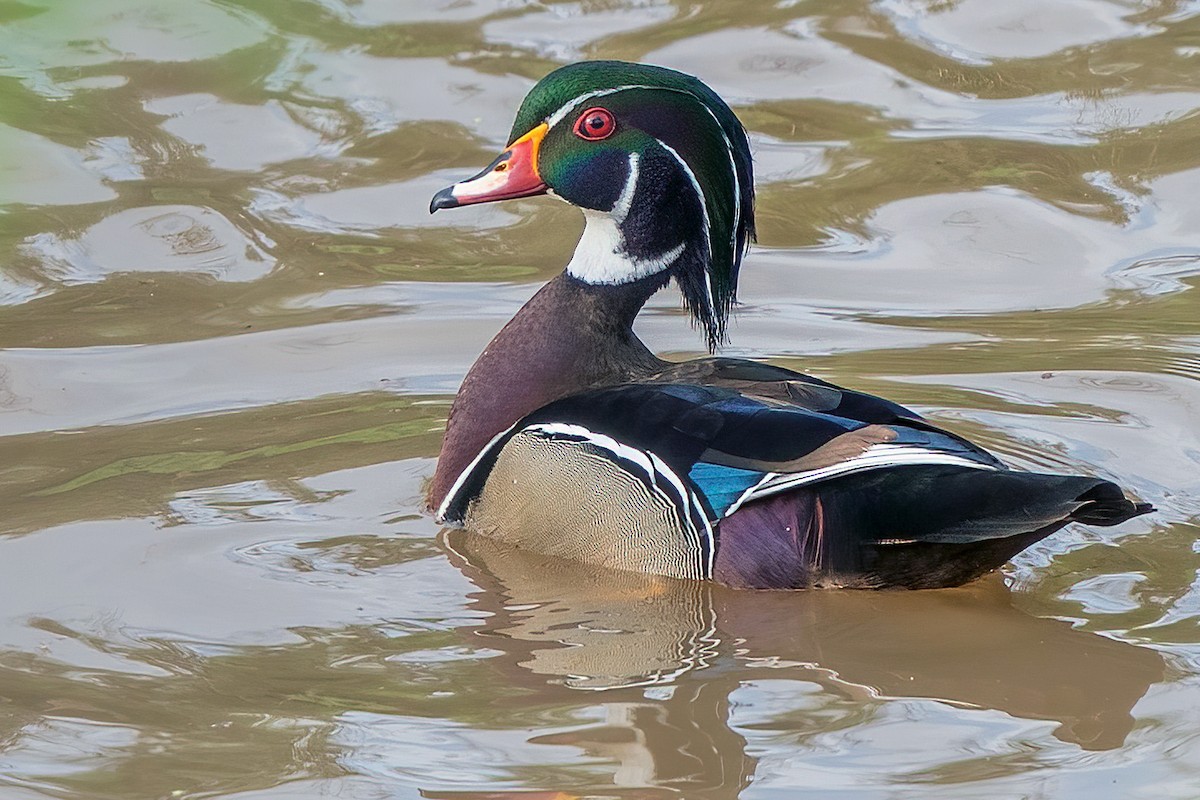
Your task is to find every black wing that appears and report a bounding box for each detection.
[439,381,1002,524]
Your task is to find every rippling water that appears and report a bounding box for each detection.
[2,1,1199,797]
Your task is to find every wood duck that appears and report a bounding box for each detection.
[426,60,1151,590]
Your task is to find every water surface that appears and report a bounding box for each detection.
[2,1,1199,797]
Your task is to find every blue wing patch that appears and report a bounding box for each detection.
[688,461,766,518]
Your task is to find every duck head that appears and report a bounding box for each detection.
[431,60,755,349]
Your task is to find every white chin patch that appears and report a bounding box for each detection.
[566,211,684,285]
[564,152,684,285]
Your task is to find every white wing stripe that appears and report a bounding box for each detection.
[726,470,780,517]
[527,422,715,579]
[649,450,709,576]
[437,420,521,524]
[529,422,655,480]
[732,447,997,511]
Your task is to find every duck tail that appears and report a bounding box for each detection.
[1069,481,1155,526]
[713,466,1153,590]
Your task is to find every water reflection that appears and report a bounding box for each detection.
[0,518,1168,800]
[448,531,1164,758]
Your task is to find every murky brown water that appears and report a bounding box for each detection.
[2,0,1199,797]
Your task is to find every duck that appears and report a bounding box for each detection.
[426,60,1151,590]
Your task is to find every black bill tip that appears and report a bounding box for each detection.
[429,186,459,214]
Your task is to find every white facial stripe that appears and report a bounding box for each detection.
[656,138,715,315]
[545,84,657,129]
[566,151,685,285]
[692,101,743,257]
[552,87,740,303]
[610,151,640,224]
[546,83,723,134]
[547,82,745,263]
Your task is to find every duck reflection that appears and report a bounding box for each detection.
[445,529,1164,771]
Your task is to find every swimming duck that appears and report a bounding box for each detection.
[427,60,1151,589]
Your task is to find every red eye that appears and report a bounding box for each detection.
[573,107,616,141]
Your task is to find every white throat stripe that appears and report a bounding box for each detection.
[566,150,685,285]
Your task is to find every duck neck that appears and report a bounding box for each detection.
[429,270,669,510]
